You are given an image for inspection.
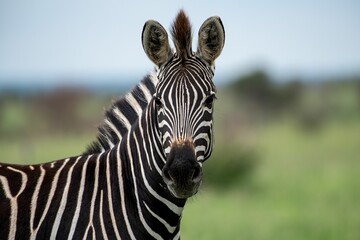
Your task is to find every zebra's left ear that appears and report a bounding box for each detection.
[197,16,225,65]
[142,20,172,67]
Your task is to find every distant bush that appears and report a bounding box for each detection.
[203,144,260,189]
[228,70,302,115]
[29,88,92,134]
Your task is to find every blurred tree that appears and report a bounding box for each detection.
[29,88,90,134]
[204,144,259,189]
[228,69,303,116]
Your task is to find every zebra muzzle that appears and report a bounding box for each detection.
[162,140,202,199]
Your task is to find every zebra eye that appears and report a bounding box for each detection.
[204,94,217,107]
[154,96,163,107]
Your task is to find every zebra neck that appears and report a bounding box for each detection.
[85,73,158,154]
[111,103,186,238]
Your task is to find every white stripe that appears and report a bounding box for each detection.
[67,156,90,240]
[163,132,172,142]
[50,157,81,239]
[144,202,177,233]
[6,167,27,196]
[197,156,205,162]
[99,190,109,240]
[107,139,115,149]
[120,137,136,239]
[31,159,68,239]
[0,167,27,239]
[105,119,122,141]
[137,114,152,170]
[126,94,142,116]
[149,71,159,86]
[158,120,171,129]
[139,83,153,102]
[0,177,17,238]
[193,120,212,134]
[164,146,171,155]
[0,176,12,199]
[84,153,102,239]
[173,229,181,240]
[30,165,45,232]
[195,145,206,153]
[106,150,122,240]
[113,107,131,130]
[193,133,209,142]
[130,133,164,240]
[147,109,167,172]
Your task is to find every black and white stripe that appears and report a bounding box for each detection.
[85,72,158,154]
[0,10,225,239]
[0,132,183,239]
[155,55,216,162]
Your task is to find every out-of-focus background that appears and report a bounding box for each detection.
[1,1,359,239]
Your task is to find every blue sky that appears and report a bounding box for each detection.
[0,0,359,85]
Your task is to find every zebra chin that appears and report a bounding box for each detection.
[166,181,201,199]
[162,168,202,199]
[162,140,203,199]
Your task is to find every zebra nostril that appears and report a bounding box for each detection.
[192,166,202,183]
[162,168,174,184]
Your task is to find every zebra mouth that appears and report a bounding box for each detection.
[165,178,202,199]
[162,161,203,199]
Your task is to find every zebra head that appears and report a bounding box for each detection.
[142,10,225,199]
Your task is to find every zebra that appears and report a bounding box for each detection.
[0,10,225,239]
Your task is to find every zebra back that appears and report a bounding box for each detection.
[85,72,158,154]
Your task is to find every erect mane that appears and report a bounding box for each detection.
[171,9,192,59]
[84,73,158,154]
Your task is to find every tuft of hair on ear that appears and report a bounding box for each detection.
[171,9,193,60]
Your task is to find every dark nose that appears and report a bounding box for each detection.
[162,163,202,187]
[162,140,203,198]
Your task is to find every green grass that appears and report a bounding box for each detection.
[0,134,92,165]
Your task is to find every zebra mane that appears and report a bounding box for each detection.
[171,9,192,59]
[84,72,158,154]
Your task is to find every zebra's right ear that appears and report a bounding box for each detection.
[142,20,172,67]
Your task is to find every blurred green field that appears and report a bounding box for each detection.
[1,78,360,239]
